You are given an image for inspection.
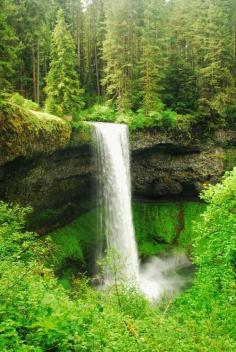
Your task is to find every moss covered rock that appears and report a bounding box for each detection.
[0,103,93,231]
[0,103,71,166]
[133,200,206,258]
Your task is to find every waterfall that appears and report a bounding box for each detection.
[92,122,193,300]
[92,122,139,284]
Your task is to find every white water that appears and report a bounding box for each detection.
[92,122,193,300]
[92,122,139,283]
[139,254,193,300]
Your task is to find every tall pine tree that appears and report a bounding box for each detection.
[192,0,235,117]
[102,0,140,111]
[0,0,19,93]
[45,9,84,117]
[139,0,167,113]
[164,0,198,114]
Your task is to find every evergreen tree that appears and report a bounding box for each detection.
[60,0,85,82]
[164,57,198,114]
[0,0,18,92]
[139,0,167,113]
[45,9,84,117]
[83,0,105,103]
[102,0,140,111]
[192,0,235,117]
[10,0,60,103]
[164,0,198,114]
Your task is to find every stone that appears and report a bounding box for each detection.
[0,107,236,230]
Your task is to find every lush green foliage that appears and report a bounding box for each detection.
[169,169,236,350]
[78,104,117,123]
[1,168,236,350]
[48,209,98,287]
[193,168,236,298]
[45,9,84,117]
[8,93,40,111]
[0,0,236,127]
[134,200,206,257]
[77,103,200,131]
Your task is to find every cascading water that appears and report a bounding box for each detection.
[92,122,193,300]
[92,122,139,283]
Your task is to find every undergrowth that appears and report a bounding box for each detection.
[0,169,236,351]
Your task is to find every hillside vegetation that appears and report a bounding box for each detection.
[0,169,236,351]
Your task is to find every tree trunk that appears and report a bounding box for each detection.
[94,43,101,99]
[36,39,40,105]
[32,47,37,102]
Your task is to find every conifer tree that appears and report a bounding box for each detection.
[139,0,167,113]
[164,0,198,114]
[10,0,59,102]
[45,9,84,117]
[83,0,105,102]
[192,0,235,117]
[102,0,140,111]
[0,0,18,92]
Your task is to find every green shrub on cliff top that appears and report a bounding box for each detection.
[8,92,40,111]
[78,103,116,122]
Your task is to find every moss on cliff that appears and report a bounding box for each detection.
[224,148,236,171]
[48,209,97,287]
[48,200,206,287]
[0,102,72,166]
[133,200,206,257]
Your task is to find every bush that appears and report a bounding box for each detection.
[193,168,236,295]
[1,166,236,352]
[78,103,116,122]
[8,93,40,111]
[171,169,236,348]
[75,102,199,133]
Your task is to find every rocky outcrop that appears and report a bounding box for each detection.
[0,104,72,166]
[0,104,92,231]
[0,106,236,230]
[130,128,236,197]
[0,146,93,229]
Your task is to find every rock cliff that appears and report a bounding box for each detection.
[131,128,236,197]
[1,105,236,230]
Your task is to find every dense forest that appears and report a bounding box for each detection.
[1,1,236,351]
[1,0,236,126]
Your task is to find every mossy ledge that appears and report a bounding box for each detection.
[1,104,236,232]
[0,103,91,166]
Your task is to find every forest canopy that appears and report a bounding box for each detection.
[0,0,236,127]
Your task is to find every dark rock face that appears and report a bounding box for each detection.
[0,124,235,230]
[131,128,235,197]
[131,147,224,197]
[0,145,94,231]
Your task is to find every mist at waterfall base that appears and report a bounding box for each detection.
[92,122,193,301]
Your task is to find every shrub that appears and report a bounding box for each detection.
[172,169,236,347]
[1,167,236,351]
[161,109,178,129]
[8,92,40,111]
[78,104,116,122]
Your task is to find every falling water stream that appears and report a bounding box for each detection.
[92,122,193,300]
[92,122,139,283]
